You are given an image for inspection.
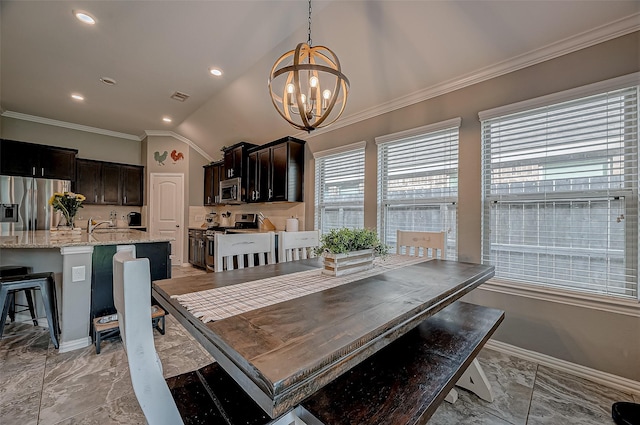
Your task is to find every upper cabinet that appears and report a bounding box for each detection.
[75,158,143,206]
[247,137,305,203]
[0,139,77,181]
[223,142,257,179]
[203,161,224,205]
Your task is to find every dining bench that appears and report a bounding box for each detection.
[164,300,503,424]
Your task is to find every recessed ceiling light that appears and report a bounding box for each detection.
[162,117,172,123]
[73,10,95,25]
[71,93,84,101]
[100,77,117,86]
[209,67,223,77]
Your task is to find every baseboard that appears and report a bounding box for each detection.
[59,336,92,353]
[485,339,640,396]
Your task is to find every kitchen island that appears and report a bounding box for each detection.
[0,229,173,352]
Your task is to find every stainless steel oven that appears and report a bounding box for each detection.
[220,177,243,204]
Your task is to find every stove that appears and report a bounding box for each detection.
[205,213,258,236]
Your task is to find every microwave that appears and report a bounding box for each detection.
[220,177,244,204]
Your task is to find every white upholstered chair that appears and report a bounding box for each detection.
[396,230,447,259]
[278,230,320,262]
[214,232,276,272]
[112,246,184,425]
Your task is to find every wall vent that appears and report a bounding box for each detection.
[170,91,190,102]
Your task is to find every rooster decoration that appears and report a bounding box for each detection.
[171,150,185,162]
[154,150,168,165]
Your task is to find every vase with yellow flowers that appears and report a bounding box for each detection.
[49,192,85,229]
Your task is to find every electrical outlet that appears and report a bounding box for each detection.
[71,266,85,282]
[195,215,204,221]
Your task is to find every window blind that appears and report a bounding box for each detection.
[377,120,460,259]
[481,85,639,299]
[315,144,365,234]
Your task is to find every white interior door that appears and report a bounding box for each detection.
[150,173,184,265]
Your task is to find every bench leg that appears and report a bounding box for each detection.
[444,388,458,404]
[455,358,494,402]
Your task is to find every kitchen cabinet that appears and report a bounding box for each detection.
[247,136,305,203]
[223,142,257,179]
[203,161,224,205]
[75,158,143,206]
[188,229,206,269]
[0,139,77,181]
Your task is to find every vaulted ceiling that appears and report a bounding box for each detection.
[1,1,638,157]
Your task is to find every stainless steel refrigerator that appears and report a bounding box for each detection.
[0,175,71,231]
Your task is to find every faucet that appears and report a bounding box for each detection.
[87,217,113,233]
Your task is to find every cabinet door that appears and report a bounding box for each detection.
[270,144,289,201]
[0,139,37,176]
[121,165,143,206]
[188,232,196,264]
[204,165,215,205]
[212,163,222,204]
[75,159,100,204]
[41,146,76,181]
[246,152,259,202]
[257,148,271,202]
[224,146,243,178]
[101,163,121,204]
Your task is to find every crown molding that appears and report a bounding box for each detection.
[1,111,141,141]
[144,130,214,162]
[302,13,640,139]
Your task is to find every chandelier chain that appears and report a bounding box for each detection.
[307,0,312,47]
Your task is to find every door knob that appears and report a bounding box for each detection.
[176,224,180,227]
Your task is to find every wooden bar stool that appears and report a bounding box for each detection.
[0,272,60,349]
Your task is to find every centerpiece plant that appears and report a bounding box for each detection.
[316,228,388,276]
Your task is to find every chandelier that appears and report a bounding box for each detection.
[268,0,349,132]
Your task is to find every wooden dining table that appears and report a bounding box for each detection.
[152,257,496,421]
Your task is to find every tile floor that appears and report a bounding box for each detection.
[1,265,637,425]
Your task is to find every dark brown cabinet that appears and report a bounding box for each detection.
[247,137,305,203]
[203,161,224,205]
[75,158,143,206]
[188,229,206,269]
[223,142,257,179]
[0,139,77,181]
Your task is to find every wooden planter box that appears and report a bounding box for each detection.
[322,249,374,276]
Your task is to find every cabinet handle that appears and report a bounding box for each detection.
[268,189,273,199]
[32,166,36,176]
[41,168,45,177]
[207,196,211,204]
[124,195,127,204]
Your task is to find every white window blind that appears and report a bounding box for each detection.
[481,85,639,299]
[377,119,460,259]
[315,143,365,234]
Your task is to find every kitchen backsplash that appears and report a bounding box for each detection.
[75,205,143,229]
[189,203,305,231]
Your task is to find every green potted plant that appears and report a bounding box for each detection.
[315,228,388,276]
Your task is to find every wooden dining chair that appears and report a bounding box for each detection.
[112,246,185,425]
[396,230,447,259]
[278,230,320,262]
[214,232,276,272]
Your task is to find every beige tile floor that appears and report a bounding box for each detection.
[1,265,637,424]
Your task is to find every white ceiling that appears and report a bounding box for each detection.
[1,1,639,157]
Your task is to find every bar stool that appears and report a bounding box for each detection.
[0,272,60,349]
[0,266,38,326]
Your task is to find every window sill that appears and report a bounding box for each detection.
[479,278,640,317]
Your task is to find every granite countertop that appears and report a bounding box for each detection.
[0,229,174,248]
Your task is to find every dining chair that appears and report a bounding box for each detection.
[396,230,447,259]
[278,230,320,262]
[112,245,185,425]
[214,232,276,272]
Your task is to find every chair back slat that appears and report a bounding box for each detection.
[278,230,320,263]
[396,231,447,259]
[214,232,275,272]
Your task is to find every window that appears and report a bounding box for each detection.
[314,142,366,235]
[377,118,460,259]
[481,77,638,299]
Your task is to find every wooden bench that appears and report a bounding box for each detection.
[92,305,166,354]
[164,301,503,424]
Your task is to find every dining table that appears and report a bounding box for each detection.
[152,255,499,423]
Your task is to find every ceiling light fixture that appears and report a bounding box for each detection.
[73,10,95,25]
[209,68,223,77]
[162,117,172,123]
[71,93,84,101]
[100,77,117,86]
[268,0,349,132]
